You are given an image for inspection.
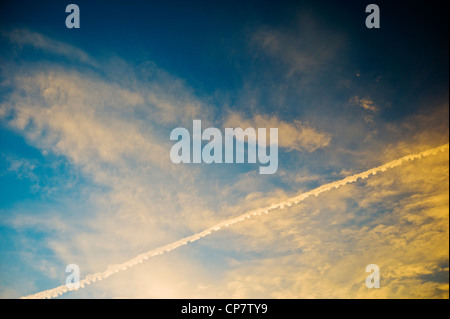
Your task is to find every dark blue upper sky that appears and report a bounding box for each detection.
[1,0,448,115]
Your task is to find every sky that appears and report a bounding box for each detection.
[0,0,448,298]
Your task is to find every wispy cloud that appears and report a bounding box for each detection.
[224,112,331,152]
[22,143,448,298]
[252,12,345,78]
[219,147,449,298]
[350,96,378,112]
[2,29,98,67]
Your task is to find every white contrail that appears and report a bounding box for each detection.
[22,143,449,299]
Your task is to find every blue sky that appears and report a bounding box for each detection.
[0,0,448,298]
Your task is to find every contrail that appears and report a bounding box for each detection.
[22,143,449,299]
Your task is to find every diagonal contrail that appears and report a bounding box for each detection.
[22,143,449,299]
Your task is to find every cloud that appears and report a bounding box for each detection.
[350,96,378,112]
[2,29,98,67]
[2,155,37,179]
[223,112,331,152]
[0,60,214,178]
[22,143,448,298]
[0,34,221,298]
[210,146,449,298]
[251,12,345,78]
[1,70,164,172]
